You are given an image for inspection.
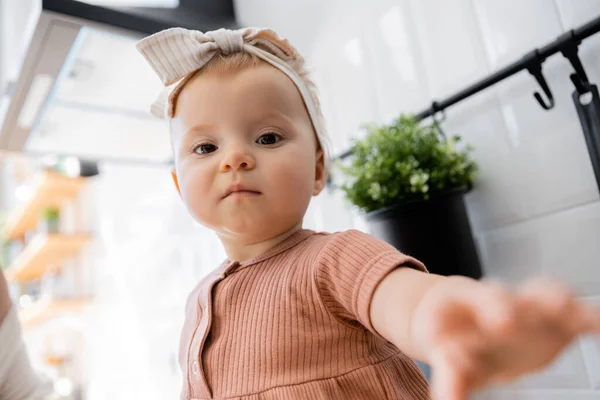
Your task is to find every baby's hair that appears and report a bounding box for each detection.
[197,52,263,76]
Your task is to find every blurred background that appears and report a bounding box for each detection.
[0,1,600,399]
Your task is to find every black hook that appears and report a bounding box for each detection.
[570,74,588,95]
[431,101,447,139]
[431,101,447,122]
[558,31,590,95]
[523,49,555,110]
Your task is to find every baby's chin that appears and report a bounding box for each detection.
[208,214,297,243]
[218,219,282,239]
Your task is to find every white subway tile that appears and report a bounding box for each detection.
[471,389,497,400]
[577,32,600,101]
[443,97,526,232]
[533,204,600,296]
[554,0,600,29]
[408,0,490,99]
[581,297,600,389]
[478,219,543,284]
[362,0,431,123]
[479,201,600,296]
[310,11,380,154]
[581,334,600,389]
[473,0,564,68]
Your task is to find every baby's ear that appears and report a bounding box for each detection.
[313,150,326,196]
[171,169,181,195]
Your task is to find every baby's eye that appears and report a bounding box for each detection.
[194,143,218,154]
[256,133,281,146]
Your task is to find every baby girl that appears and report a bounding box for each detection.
[133,27,600,400]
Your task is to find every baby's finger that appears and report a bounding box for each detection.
[518,277,574,310]
[430,347,469,400]
[517,278,600,336]
[517,278,577,331]
[570,300,600,334]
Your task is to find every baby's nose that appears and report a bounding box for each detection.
[220,146,256,171]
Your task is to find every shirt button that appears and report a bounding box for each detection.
[192,361,199,375]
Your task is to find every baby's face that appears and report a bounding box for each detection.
[170,64,325,242]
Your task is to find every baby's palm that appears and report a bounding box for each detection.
[413,278,600,400]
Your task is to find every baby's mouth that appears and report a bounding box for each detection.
[222,182,262,199]
[224,190,261,199]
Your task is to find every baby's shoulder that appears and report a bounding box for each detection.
[309,228,389,251]
[306,228,397,264]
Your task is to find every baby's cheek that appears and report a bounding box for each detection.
[180,171,214,220]
[271,158,315,199]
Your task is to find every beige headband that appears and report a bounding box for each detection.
[135,27,330,164]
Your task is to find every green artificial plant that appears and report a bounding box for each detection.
[338,115,477,213]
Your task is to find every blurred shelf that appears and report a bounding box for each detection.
[45,355,69,366]
[3,171,87,241]
[19,298,91,329]
[5,234,90,282]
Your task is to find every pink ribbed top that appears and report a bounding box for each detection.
[179,229,431,399]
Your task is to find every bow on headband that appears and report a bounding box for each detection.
[136,27,302,89]
[135,27,329,164]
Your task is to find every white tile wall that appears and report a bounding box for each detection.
[444,99,524,232]
[554,0,600,29]
[310,10,381,154]
[408,0,490,99]
[480,201,600,295]
[361,0,431,123]
[581,334,600,389]
[473,0,564,68]
[581,297,600,389]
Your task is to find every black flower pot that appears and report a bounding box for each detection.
[366,186,482,279]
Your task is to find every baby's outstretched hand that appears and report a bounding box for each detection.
[411,277,600,400]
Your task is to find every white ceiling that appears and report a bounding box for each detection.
[24,27,172,163]
[233,0,328,56]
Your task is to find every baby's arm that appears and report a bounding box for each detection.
[370,267,600,399]
[370,267,449,362]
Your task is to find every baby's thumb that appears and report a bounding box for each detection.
[430,348,468,400]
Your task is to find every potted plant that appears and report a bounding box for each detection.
[338,115,482,279]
